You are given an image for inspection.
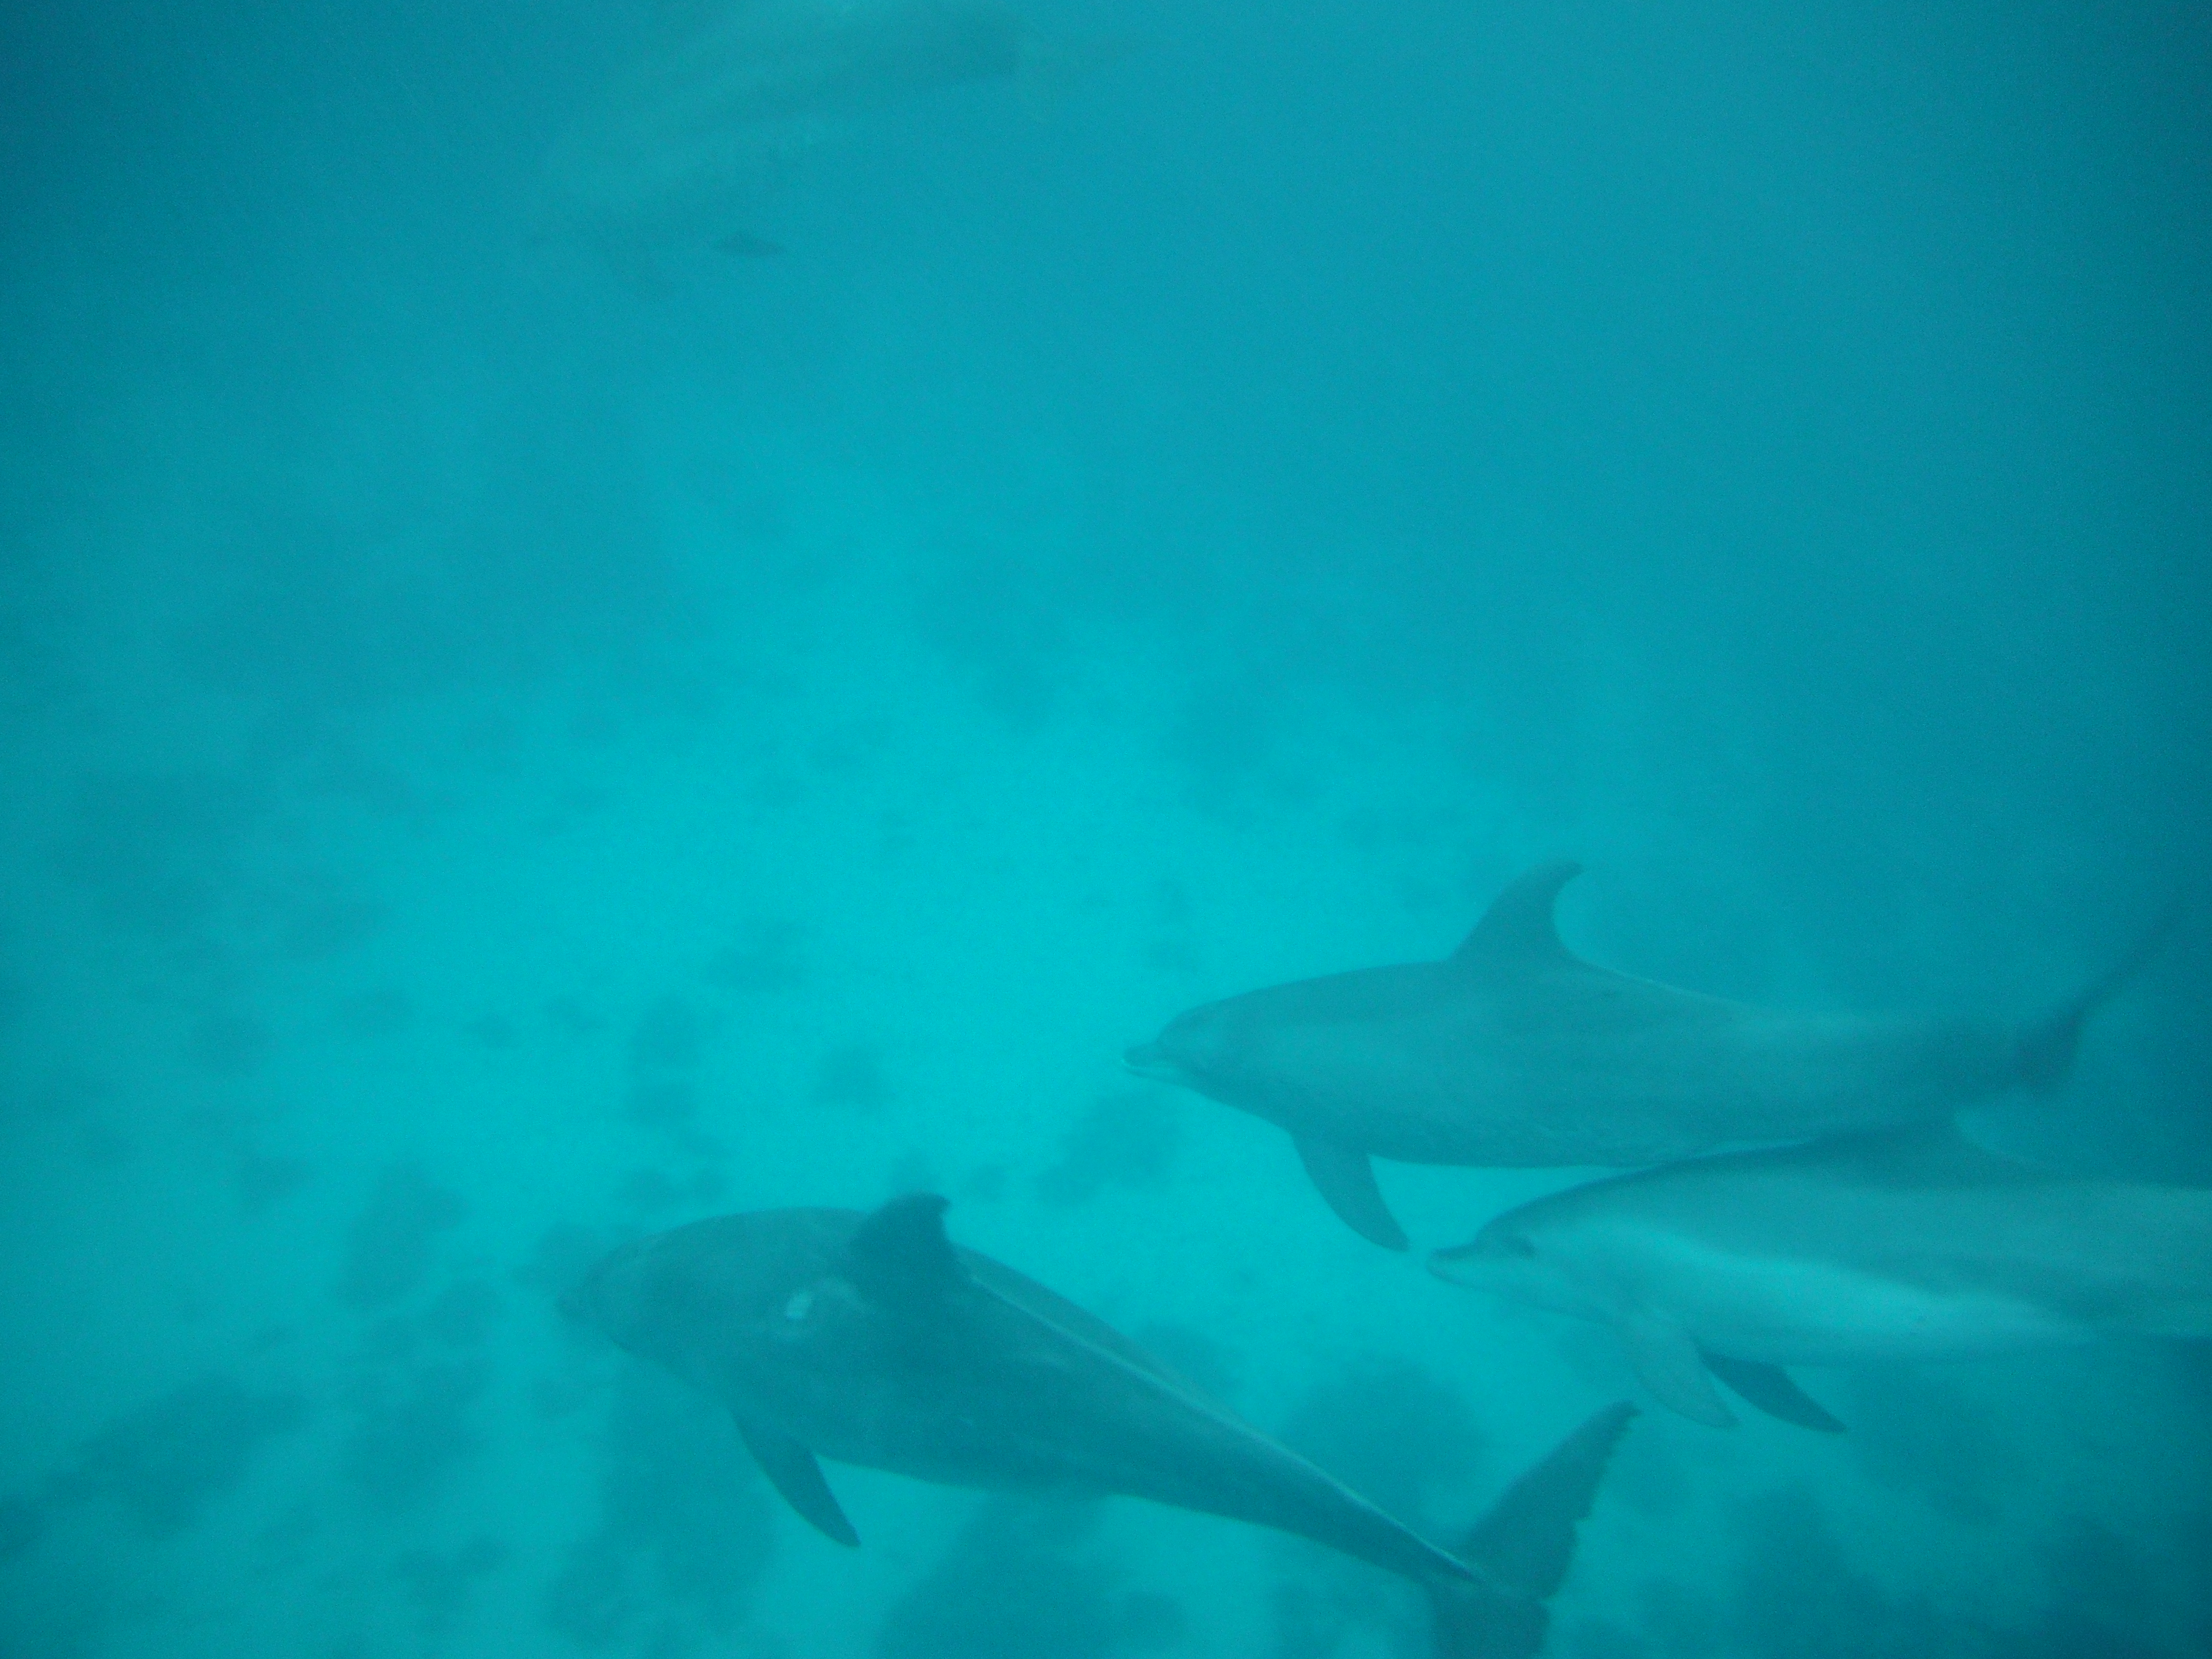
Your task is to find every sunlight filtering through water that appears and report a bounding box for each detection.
[1,2,2207,1655]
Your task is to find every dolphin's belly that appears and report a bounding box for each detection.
[749,1348,1263,1506]
[803,1405,1123,1496]
[1642,1241,2089,1365]
[745,1365,1104,1496]
[1243,1005,2003,1167]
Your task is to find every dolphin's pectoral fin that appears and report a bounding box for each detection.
[1618,1315,1735,1427]
[1453,860,1582,973]
[1428,1402,1636,1659]
[737,1417,860,1547]
[1293,1136,1408,1250]
[1701,1352,1845,1434]
[843,1193,969,1307]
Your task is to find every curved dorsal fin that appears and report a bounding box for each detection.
[844,1193,967,1306]
[1454,860,1583,970]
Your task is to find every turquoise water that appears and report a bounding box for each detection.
[2,2,2206,1654]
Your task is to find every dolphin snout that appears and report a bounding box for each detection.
[1427,1245,1473,1286]
[1122,1043,1182,1082]
[1427,1235,1511,1288]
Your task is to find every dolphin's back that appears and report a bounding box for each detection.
[957,1252,1200,1389]
[1540,1131,2212,1354]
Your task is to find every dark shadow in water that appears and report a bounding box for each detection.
[1,1373,307,1561]
[874,1495,1182,1659]
[336,1160,469,1312]
[1263,1357,1490,1658]
[1034,1091,1184,1208]
[542,1367,778,1653]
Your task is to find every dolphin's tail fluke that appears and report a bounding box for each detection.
[1424,1403,1635,1659]
[2015,901,2180,1094]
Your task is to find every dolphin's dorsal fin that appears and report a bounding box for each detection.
[844,1193,968,1306]
[1454,861,1583,972]
[735,1417,860,1546]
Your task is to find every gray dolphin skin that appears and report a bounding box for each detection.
[532,0,1104,254]
[562,1195,1633,1659]
[1126,861,2165,1249]
[1429,1127,2212,1430]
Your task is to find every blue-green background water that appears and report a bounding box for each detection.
[3,1,2208,1653]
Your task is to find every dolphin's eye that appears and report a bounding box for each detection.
[783,1289,815,1323]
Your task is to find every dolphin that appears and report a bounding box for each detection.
[1429,1126,2212,1430]
[531,0,1118,255]
[1126,861,2167,1249]
[561,1194,1633,1658]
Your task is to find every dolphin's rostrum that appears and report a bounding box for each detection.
[1430,1125,2212,1429]
[1129,861,2168,1249]
[563,1195,1633,1658]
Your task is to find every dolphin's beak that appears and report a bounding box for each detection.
[1122,1043,1183,1083]
[1426,1242,1488,1288]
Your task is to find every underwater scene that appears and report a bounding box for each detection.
[3,2,2208,1655]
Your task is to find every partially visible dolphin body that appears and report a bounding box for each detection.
[531,0,1116,255]
[562,1195,1633,1658]
[1126,861,2168,1249]
[1430,1127,2212,1430]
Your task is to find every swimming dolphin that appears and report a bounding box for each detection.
[562,1195,1633,1658]
[1126,861,2167,1249]
[1429,1126,2212,1429]
[531,0,1117,255]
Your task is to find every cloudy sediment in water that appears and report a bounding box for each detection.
[2,2,2208,1656]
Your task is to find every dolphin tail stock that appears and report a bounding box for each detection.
[2014,898,2181,1094]
[1424,1402,1636,1659]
